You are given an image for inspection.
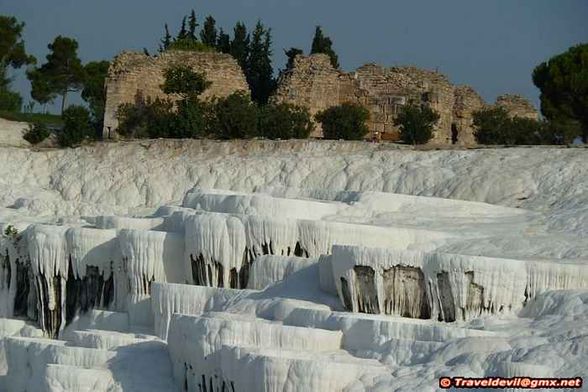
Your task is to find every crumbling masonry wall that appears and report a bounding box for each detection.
[495,94,540,120]
[103,51,249,139]
[273,54,539,144]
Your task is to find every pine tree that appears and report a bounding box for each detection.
[310,26,339,69]
[0,16,36,111]
[216,29,231,53]
[230,22,250,69]
[27,36,85,114]
[177,17,187,40]
[160,24,172,52]
[200,16,218,47]
[188,10,198,41]
[246,21,275,104]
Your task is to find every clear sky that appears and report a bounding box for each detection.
[1,0,587,112]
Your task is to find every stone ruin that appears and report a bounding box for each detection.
[103,51,538,145]
[273,54,539,144]
[102,50,249,139]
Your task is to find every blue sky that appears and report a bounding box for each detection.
[1,0,587,112]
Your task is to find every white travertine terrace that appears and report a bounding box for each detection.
[0,139,586,391]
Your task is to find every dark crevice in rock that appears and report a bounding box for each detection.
[13,260,32,318]
[354,266,380,314]
[1,250,11,289]
[383,265,431,319]
[294,242,309,258]
[340,277,353,311]
[464,271,485,320]
[437,271,456,322]
[65,257,114,326]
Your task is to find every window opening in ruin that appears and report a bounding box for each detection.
[451,124,458,145]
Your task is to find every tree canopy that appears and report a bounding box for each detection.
[200,16,218,47]
[0,15,36,111]
[230,22,250,70]
[316,103,369,140]
[473,107,545,145]
[162,65,211,99]
[81,60,110,122]
[533,43,588,143]
[394,103,439,145]
[310,26,339,69]
[246,21,275,104]
[27,36,84,113]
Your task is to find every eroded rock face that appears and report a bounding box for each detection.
[65,261,115,325]
[354,266,380,314]
[103,50,250,139]
[272,54,538,144]
[331,246,588,323]
[453,86,486,145]
[383,265,431,319]
[495,94,539,120]
[436,271,456,322]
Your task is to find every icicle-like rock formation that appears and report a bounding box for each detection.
[327,245,588,321]
[118,229,184,326]
[184,211,454,289]
[151,282,258,340]
[166,312,391,392]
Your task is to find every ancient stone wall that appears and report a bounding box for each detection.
[453,86,486,146]
[272,54,344,137]
[272,54,539,145]
[103,51,249,139]
[353,65,456,143]
[495,94,539,120]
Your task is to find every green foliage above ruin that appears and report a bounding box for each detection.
[310,26,339,69]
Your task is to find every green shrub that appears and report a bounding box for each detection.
[394,103,439,145]
[23,122,50,145]
[211,92,258,139]
[473,107,545,145]
[59,105,92,147]
[162,65,211,98]
[117,98,176,139]
[0,88,22,112]
[538,119,582,145]
[258,103,313,139]
[174,98,211,138]
[315,103,369,140]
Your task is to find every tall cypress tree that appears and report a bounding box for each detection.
[160,24,172,52]
[200,16,218,47]
[246,21,275,104]
[177,17,187,40]
[230,22,250,69]
[216,28,231,53]
[188,10,198,41]
[310,26,339,69]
